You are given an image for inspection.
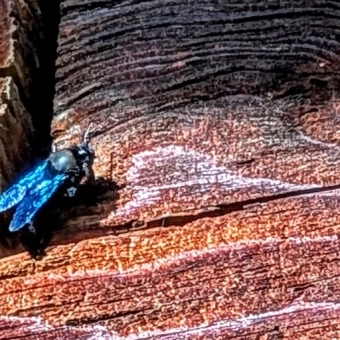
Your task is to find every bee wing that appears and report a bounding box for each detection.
[0,161,49,212]
[9,173,67,232]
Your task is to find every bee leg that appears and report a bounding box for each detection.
[27,223,36,234]
[65,186,78,197]
[19,224,46,260]
[83,164,95,184]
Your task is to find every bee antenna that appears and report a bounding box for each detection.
[82,123,93,147]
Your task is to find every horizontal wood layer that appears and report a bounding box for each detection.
[1,191,340,338]
[52,0,340,227]
[2,0,340,339]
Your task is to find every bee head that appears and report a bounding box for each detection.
[49,124,95,177]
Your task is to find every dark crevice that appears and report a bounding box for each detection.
[61,0,113,16]
[65,309,144,326]
[108,183,340,235]
[55,82,106,113]
[0,2,62,254]
[158,67,283,94]
[30,1,61,157]
[42,182,340,252]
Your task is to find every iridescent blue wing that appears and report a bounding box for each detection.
[0,161,49,212]
[8,173,67,232]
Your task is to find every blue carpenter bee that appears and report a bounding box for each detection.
[0,125,95,236]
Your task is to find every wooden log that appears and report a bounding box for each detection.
[0,0,39,256]
[2,0,340,339]
[0,78,33,191]
[0,0,42,101]
[0,0,41,183]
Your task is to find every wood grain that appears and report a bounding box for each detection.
[2,0,340,339]
[0,0,42,100]
[0,0,44,187]
[0,77,33,191]
[0,0,39,257]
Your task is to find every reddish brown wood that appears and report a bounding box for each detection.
[0,0,40,182]
[0,0,42,99]
[2,192,340,338]
[0,77,33,189]
[0,0,40,259]
[2,0,340,339]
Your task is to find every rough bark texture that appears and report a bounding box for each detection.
[0,0,42,102]
[0,0,39,252]
[0,0,40,177]
[0,77,33,191]
[2,0,340,339]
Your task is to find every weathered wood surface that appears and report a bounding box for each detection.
[2,0,340,339]
[0,0,42,100]
[0,0,41,255]
[0,0,41,188]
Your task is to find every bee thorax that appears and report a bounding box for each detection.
[49,149,78,173]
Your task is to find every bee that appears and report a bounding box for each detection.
[0,125,95,234]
